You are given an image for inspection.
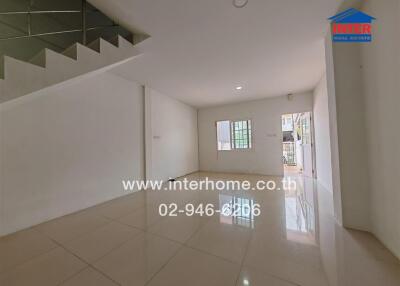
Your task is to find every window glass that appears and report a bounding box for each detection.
[232,120,252,150]
[217,119,252,151]
[216,121,231,150]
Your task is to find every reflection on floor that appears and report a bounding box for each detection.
[284,165,302,176]
[0,172,399,286]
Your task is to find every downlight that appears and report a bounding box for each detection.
[233,0,248,8]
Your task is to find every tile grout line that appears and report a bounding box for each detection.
[0,228,60,277]
[140,208,223,286]
[68,223,150,285]
[5,195,252,284]
[87,227,146,263]
[34,214,113,244]
[138,216,247,265]
[74,216,185,286]
[180,216,249,265]
[237,232,307,286]
[141,239,185,286]
[3,180,309,286]
[55,265,122,286]
[35,224,125,286]
[233,225,253,286]
[141,216,244,286]
[55,266,90,286]
[115,202,253,266]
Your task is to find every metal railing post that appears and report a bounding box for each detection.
[27,0,32,36]
[82,0,87,45]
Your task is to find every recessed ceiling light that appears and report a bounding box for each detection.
[233,0,248,8]
[235,86,243,90]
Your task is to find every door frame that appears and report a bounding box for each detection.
[281,111,317,178]
[310,112,317,179]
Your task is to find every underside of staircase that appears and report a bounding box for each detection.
[0,35,143,103]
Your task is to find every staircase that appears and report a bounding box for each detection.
[0,0,148,103]
[0,35,142,103]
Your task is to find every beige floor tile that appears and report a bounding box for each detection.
[247,231,322,269]
[0,247,87,286]
[0,228,57,274]
[147,247,240,286]
[187,220,251,263]
[64,222,143,263]
[2,172,400,286]
[93,233,181,286]
[244,249,328,286]
[92,193,146,219]
[237,267,297,286]
[144,189,198,206]
[118,205,164,230]
[148,215,206,243]
[193,190,221,205]
[60,267,118,286]
[35,211,110,244]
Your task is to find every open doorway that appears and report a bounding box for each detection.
[281,112,314,177]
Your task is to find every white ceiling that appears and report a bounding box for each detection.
[89,0,342,107]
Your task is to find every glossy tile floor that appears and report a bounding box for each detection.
[1,172,400,286]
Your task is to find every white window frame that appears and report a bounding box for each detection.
[216,119,253,151]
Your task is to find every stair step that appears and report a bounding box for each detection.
[39,49,81,84]
[99,38,122,63]
[62,43,78,60]
[101,37,119,52]
[1,56,46,103]
[116,35,139,58]
[0,56,4,79]
[108,35,134,49]
[108,36,120,47]
[75,43,107,72]
[29,49,47,68]
[0,34,145,103]
[132,34,149,45]
[87,38,118,54]
[87,38,101,53]
[118,35,133,50]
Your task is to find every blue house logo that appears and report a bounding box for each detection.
[328,8,376,42]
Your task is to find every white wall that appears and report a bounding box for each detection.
[326,32,371,231]
[145,87,199,181]
[324,33,343,226]
[198,93,313,175]
[360,0,400,259]
[325,0,400,258]
[313,73,333,192]
[0,72,145,236]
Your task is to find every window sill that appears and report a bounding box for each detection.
[217,148,254,152]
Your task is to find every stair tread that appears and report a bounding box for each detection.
[118,35,134,49]
[45,48,77,63]
[62,43,78,60]
[4,55,46,74]
[29,49,47,68]
[108,36,120,47]
[87,38,101,53]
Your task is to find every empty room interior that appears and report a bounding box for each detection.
[1,0,399,285]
